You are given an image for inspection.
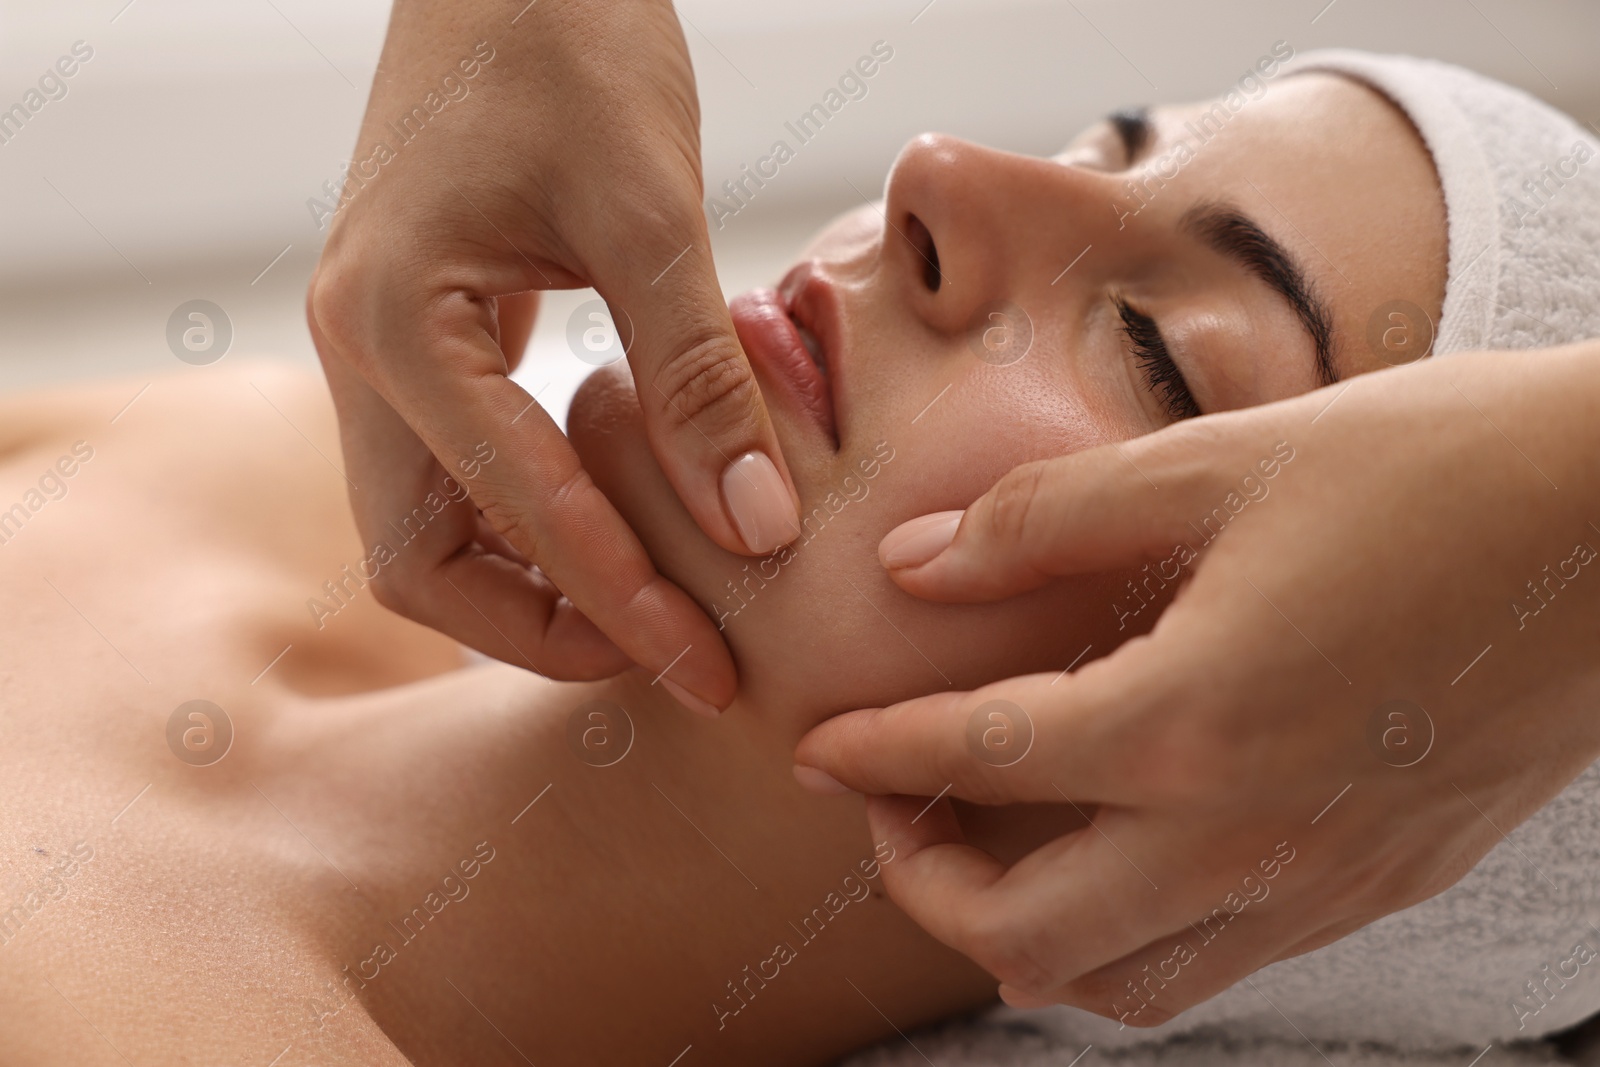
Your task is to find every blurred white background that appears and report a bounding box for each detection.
[0,0,1596,423]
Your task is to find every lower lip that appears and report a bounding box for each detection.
[728,288,835,439]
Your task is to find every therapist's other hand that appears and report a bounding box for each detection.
[307,0,801,711]
[795,344,1600,1024]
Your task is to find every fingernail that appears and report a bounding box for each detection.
[722,451,801,555]
[879,511,963,569]
[792,764,854,796]
[661,678,721,719]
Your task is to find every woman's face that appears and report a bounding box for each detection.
[570,72,1446,729]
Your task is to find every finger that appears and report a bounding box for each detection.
[426,543,631,678]
[595,212,802,558]
[307,284,640,684]
[878,417,1301,602]
[472,511,532,569]
[1002,905,1309,1028]
[795,633,1186,807]
[1003,833,1324,1020]
[321,277,739,708]
[865,795,1180,996]
[313,296,628,676]
[1271,914,1371,962]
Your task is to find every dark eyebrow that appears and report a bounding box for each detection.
[1106,107,1151,163]
[1179,200,1339,387]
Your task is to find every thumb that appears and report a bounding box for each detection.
[879,421,1299,602]
[598,218,802,558]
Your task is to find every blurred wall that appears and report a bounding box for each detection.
[0,0,1596,400]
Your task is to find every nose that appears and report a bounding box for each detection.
[881,132,1111,338]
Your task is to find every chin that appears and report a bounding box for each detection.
[568,364,780,663]
[568,365,1142,728]
[568,364,898,720]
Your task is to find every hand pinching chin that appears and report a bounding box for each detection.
[307,0,803,715]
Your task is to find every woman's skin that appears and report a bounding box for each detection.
[0,369,984,1067]
[577,72,1443,733]
[0,73,1442,1064]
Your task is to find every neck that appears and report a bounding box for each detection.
[258,659,797,924]
[250,660,957,1065]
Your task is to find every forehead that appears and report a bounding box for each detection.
[1058,72,1403,160]
[1066,72,1447,375]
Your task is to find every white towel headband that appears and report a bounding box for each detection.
[1284,49,1600,356]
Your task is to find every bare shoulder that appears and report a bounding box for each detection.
[0,359,330,457]
[0,359,356,613]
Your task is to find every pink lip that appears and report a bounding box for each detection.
[728,263,842,446]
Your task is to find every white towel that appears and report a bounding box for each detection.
[843,50,1600,1066]
[841,1020,1581,1067]
[1286,50,1600,358]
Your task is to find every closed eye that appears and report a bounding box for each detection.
[1107,107,1152,166]
[1112,296,1200,422]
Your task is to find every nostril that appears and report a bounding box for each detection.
[905,213,941,292]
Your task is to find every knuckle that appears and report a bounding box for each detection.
[1118,996,1180,1028]
[981,460,1048,549]
[613,192,698,245]
[949,766,1014,808]
[966,914,1058,992]
[1157,410,1230,461]
[652,333,762,438]
[924,730,1012,808]
[476,465,595,566]
[478,496,548,566]
[1319,861,1382,918]
[302,272,320,335]
[1065,965,1181,1027]
[1151,411,1261,488]
[1344,838,1452,914]
[307,264,374,373]
[1063,969,1123,1012]
[542,463,599,516]
[365,573,411,617]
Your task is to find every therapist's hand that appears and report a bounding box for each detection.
[795,343,1600,1024]
[307,0,800,712]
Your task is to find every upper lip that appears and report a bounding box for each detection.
[781,261,845,441]
[727,260,844,447]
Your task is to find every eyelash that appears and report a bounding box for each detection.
[1112,296,1200,422]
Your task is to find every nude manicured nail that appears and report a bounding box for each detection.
[792,765,854,796]
[879,511,963,569]
[661,678,721,719]
[721,451,800,555]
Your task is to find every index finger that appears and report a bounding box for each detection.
[594,210,803,559]
[794,631,1193,808]
[862,793,1176,999]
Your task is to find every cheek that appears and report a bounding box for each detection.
[710,479,1133,729]
[896,363,1109,509]
[721,370,1125,722]
[570,362,1147,731]
[570,366,825,692]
